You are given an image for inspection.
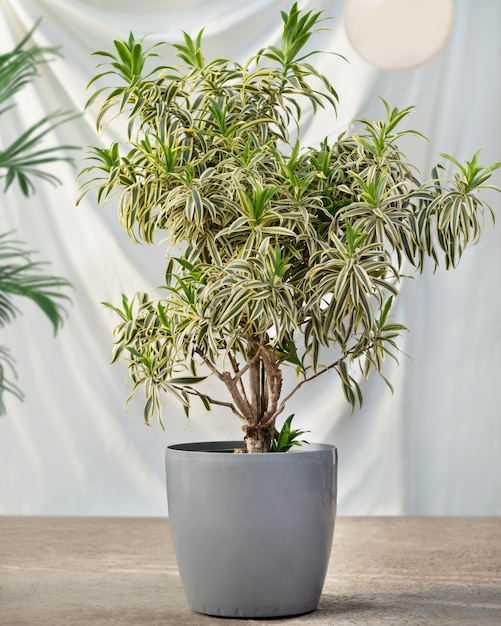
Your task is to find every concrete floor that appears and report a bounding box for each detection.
[1,516,500,625]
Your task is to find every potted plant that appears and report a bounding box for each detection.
[78,3,499,618]
[0,24,74,413]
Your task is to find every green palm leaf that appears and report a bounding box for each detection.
[0,24,76,413]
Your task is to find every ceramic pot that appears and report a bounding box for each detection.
[165,441,337,618]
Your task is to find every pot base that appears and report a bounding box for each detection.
[191,600,317,619]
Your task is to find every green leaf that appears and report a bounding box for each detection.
[270,414,309,452]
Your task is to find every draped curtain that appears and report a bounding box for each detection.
[0,0,500,515]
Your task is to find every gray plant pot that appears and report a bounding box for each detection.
[165,441,337,618]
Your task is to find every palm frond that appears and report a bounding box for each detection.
[0,23,76,412]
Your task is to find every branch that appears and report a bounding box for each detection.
[274,354,350,418]
[257,343,283,428]
[172,385,245,422]
[195,346,254,422]
[228,351,250,407]
[231,348,261,382]
[194,346,226,380]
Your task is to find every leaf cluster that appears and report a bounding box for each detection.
[0,23,75,413]
[270,414,309,452]
[79,4,500,437]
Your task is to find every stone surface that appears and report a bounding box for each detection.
[1,516,500,625]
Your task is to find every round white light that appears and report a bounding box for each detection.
[344,0,454,71]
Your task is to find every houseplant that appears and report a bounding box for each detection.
[79,3,499,617]
[0,24,74,413]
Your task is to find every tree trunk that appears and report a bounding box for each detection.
[243,424,272,453]
[239,336,281,452]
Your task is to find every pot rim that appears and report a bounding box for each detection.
[167,440,337,460]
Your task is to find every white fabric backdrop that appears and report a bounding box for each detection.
[0,0,500,516]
